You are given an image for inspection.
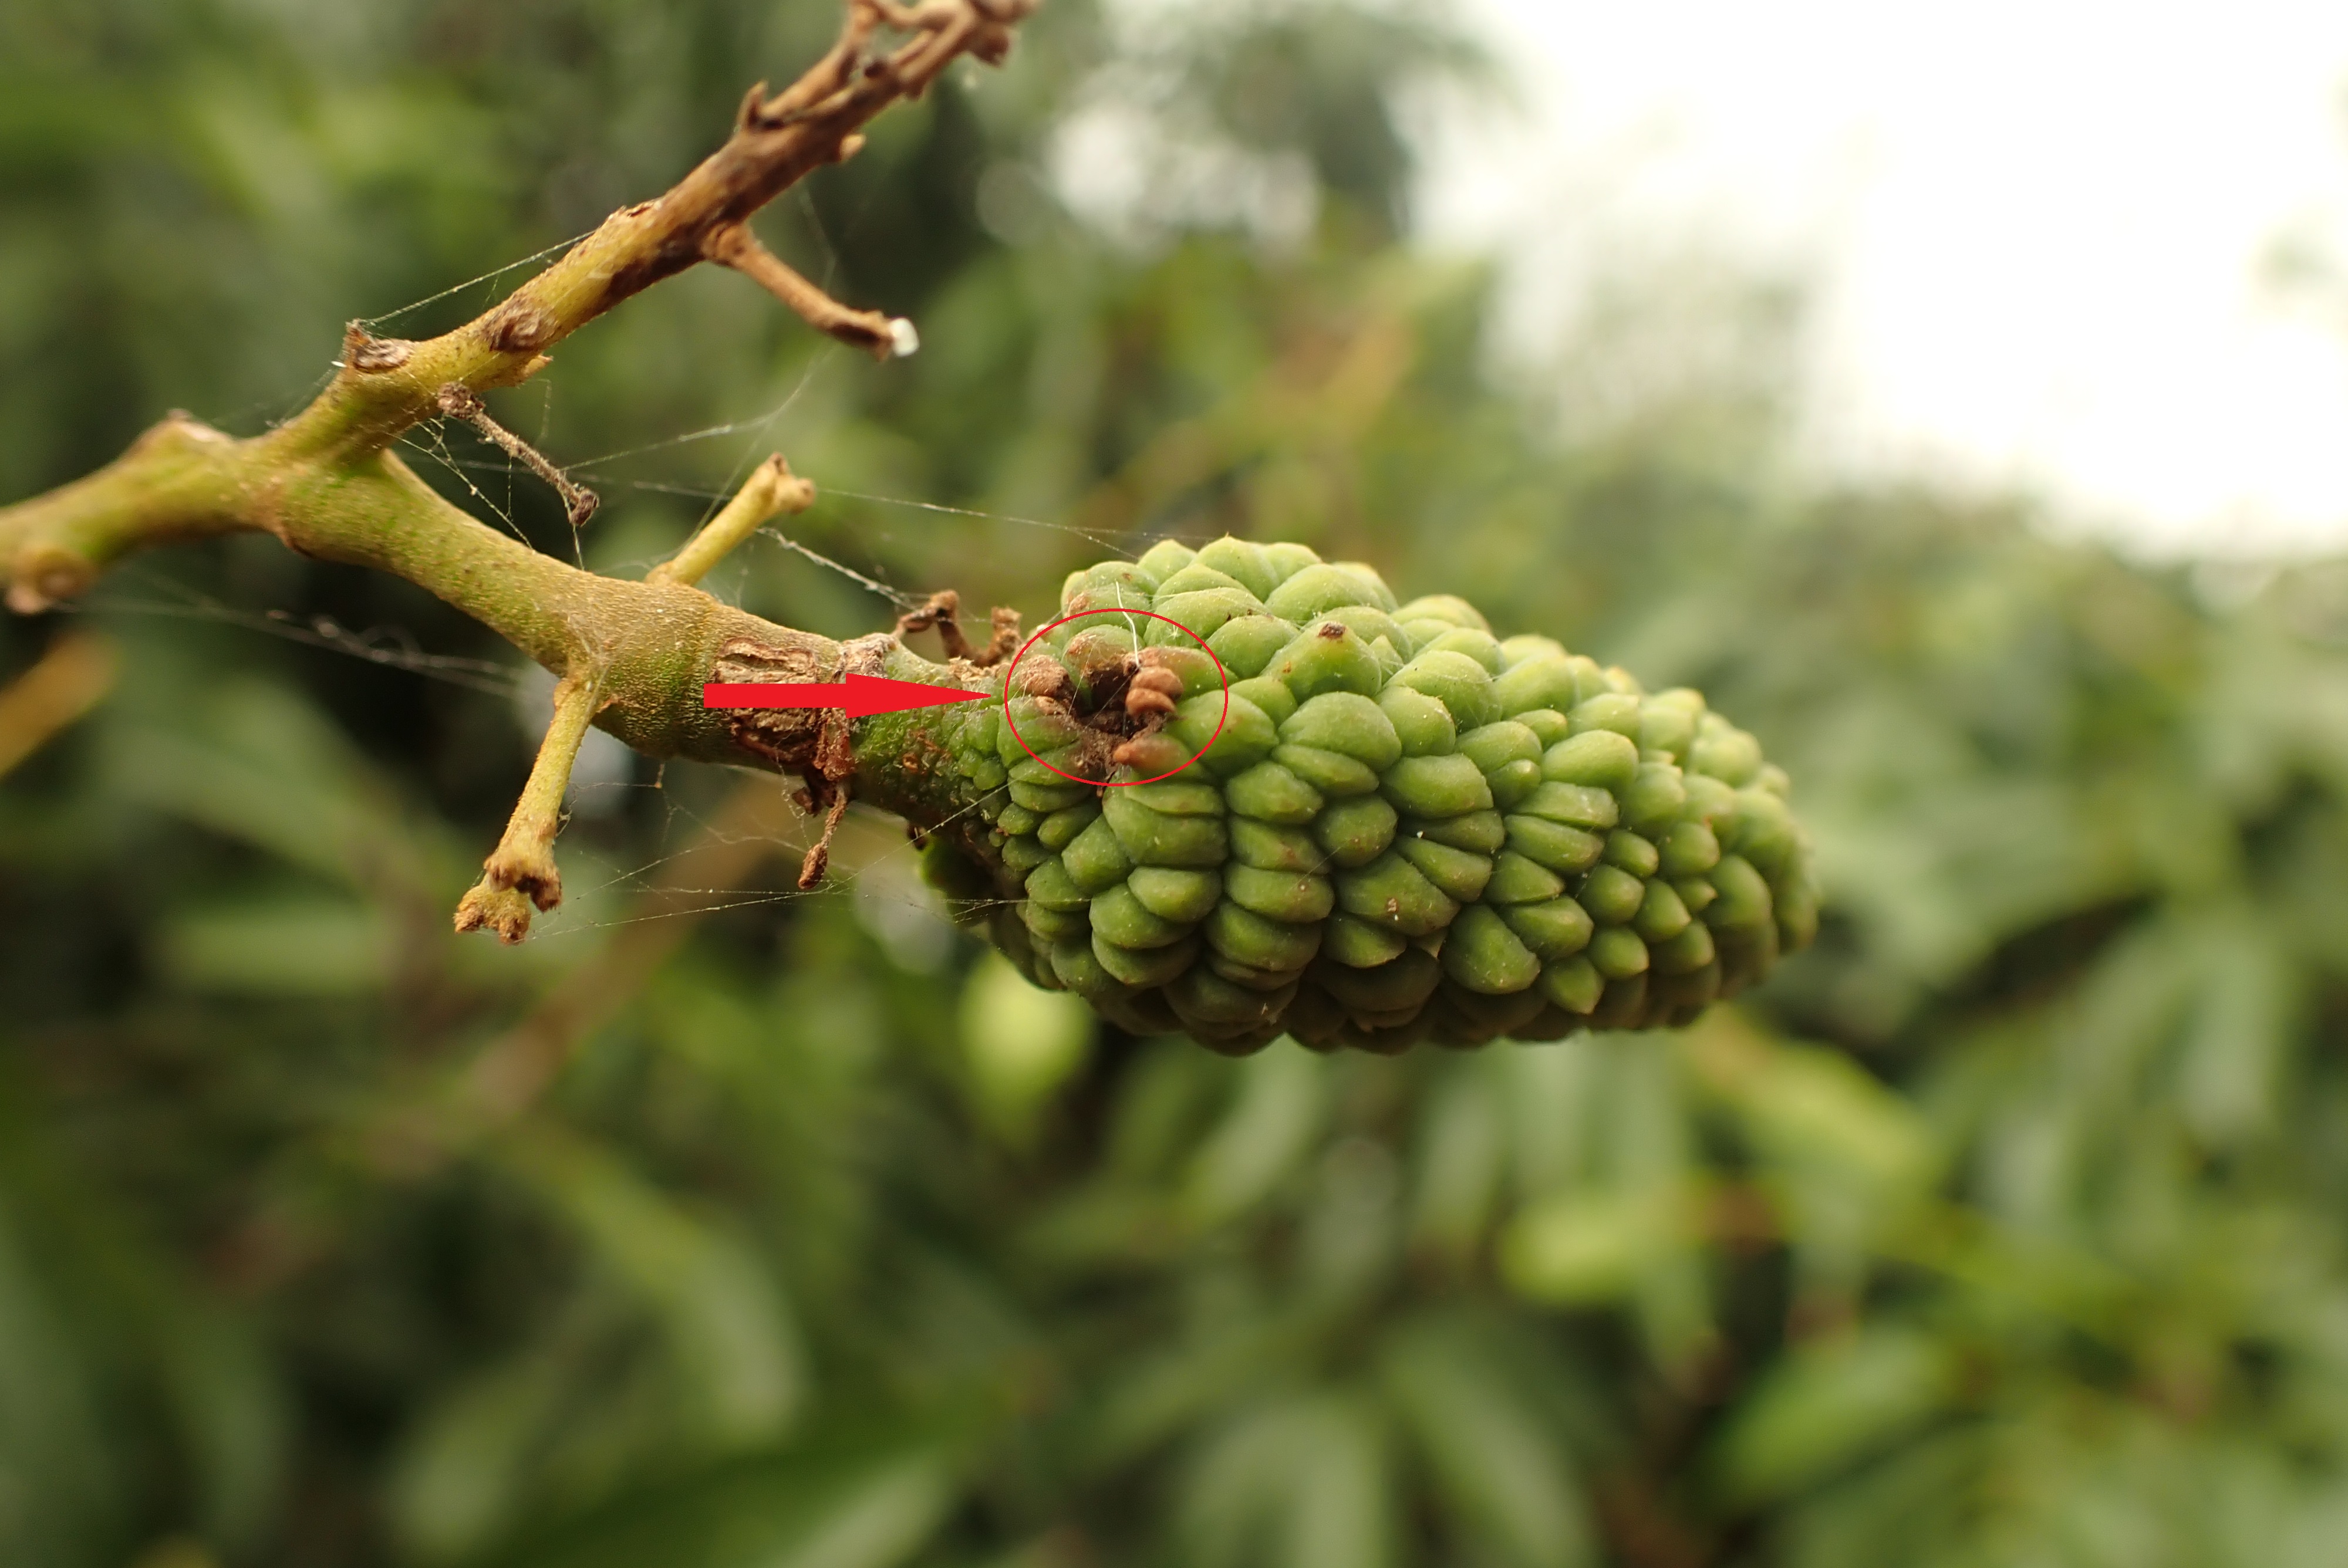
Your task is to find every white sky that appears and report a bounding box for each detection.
[1423,0,2348,556]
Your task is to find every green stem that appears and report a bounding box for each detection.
[652,454,815,589]
[0,415,1008,851]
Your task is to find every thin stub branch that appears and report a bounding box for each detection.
[893,589,1020,666]
[704,224,918,360]
[455,673,605,942]
[975,604,1022,664]
[649,454,818,588]
[436,384,599,527]
[0,631,118,779]
[797,788,852,890]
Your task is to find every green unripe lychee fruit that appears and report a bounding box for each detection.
[931,537,1819,1054]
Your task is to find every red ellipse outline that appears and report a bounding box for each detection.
[1000,607,1232,788]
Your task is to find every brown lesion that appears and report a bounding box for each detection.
[711,634,832,776]
[1009,643,1199,779]
[711,631,893,890]
[717,587,1024,891]
[1113,657,1186,768]
[1122,662,1182,719]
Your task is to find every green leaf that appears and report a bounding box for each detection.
[392,1351,572,1563]
[1497,1186,1690,1306]
[1688,1020,1937,1195]
[490,1435,957,1568]
[1381,1317,1594,1568]
[1406,1062,1506,1259]
[1279,1397,1394,1568]
[2175,908,2295,1148]
[1713,1326,1956,1503]
[0,1199,120,1568]
[1180,1395,1392,1568]
[497,1126,804,1449]
[156,894,392,994]
[104,679,447,889]
[1182,1042,1325,1225]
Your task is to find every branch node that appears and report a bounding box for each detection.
[343,323,416,373]
[4,544,93,615]
[480,298,559,356]
[893,589,964,653]
[2,0,1045,852]
[794,630,895,884]
[737,80,772,131]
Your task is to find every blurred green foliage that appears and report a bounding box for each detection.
[6,1,2348,1565]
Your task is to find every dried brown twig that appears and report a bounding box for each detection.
[434,384,599,528]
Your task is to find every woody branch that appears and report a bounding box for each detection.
[0,0,1038,937]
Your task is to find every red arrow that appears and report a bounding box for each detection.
[702,671,992,718]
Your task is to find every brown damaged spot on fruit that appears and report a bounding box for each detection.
[1016,659,1072,703]
[1124,665,1182,719]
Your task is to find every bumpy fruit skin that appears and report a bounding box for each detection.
[925,537,1820,1055]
